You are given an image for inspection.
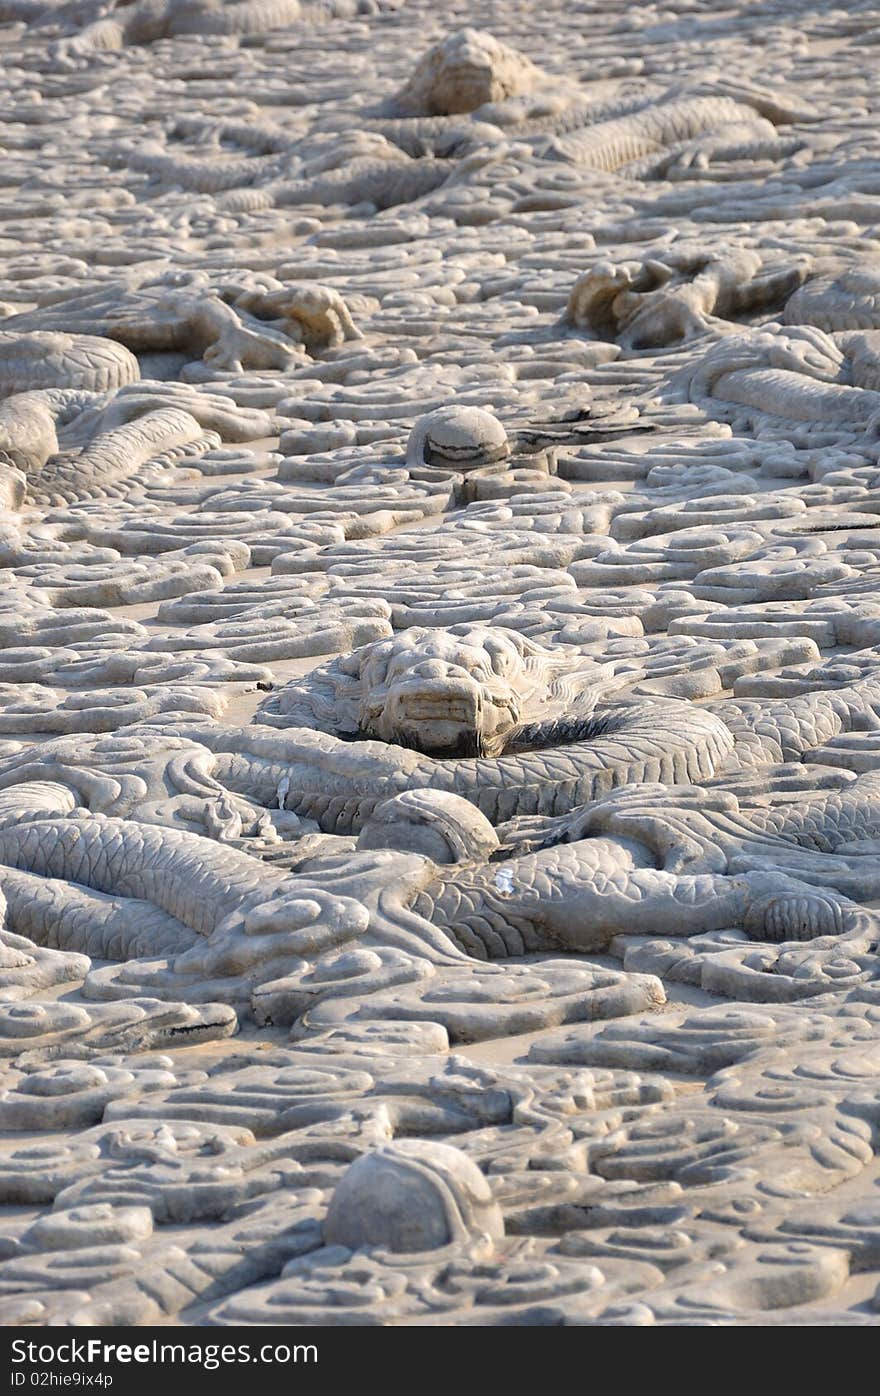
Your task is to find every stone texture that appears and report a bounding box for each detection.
[0,0,880,1330]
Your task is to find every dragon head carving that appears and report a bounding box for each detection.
[263,624,614,758]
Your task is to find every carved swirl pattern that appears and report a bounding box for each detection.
[0,0,880,1328]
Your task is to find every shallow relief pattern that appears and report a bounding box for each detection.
[4,0,880,1327]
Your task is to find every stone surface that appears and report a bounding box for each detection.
[0,0,879,1330]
